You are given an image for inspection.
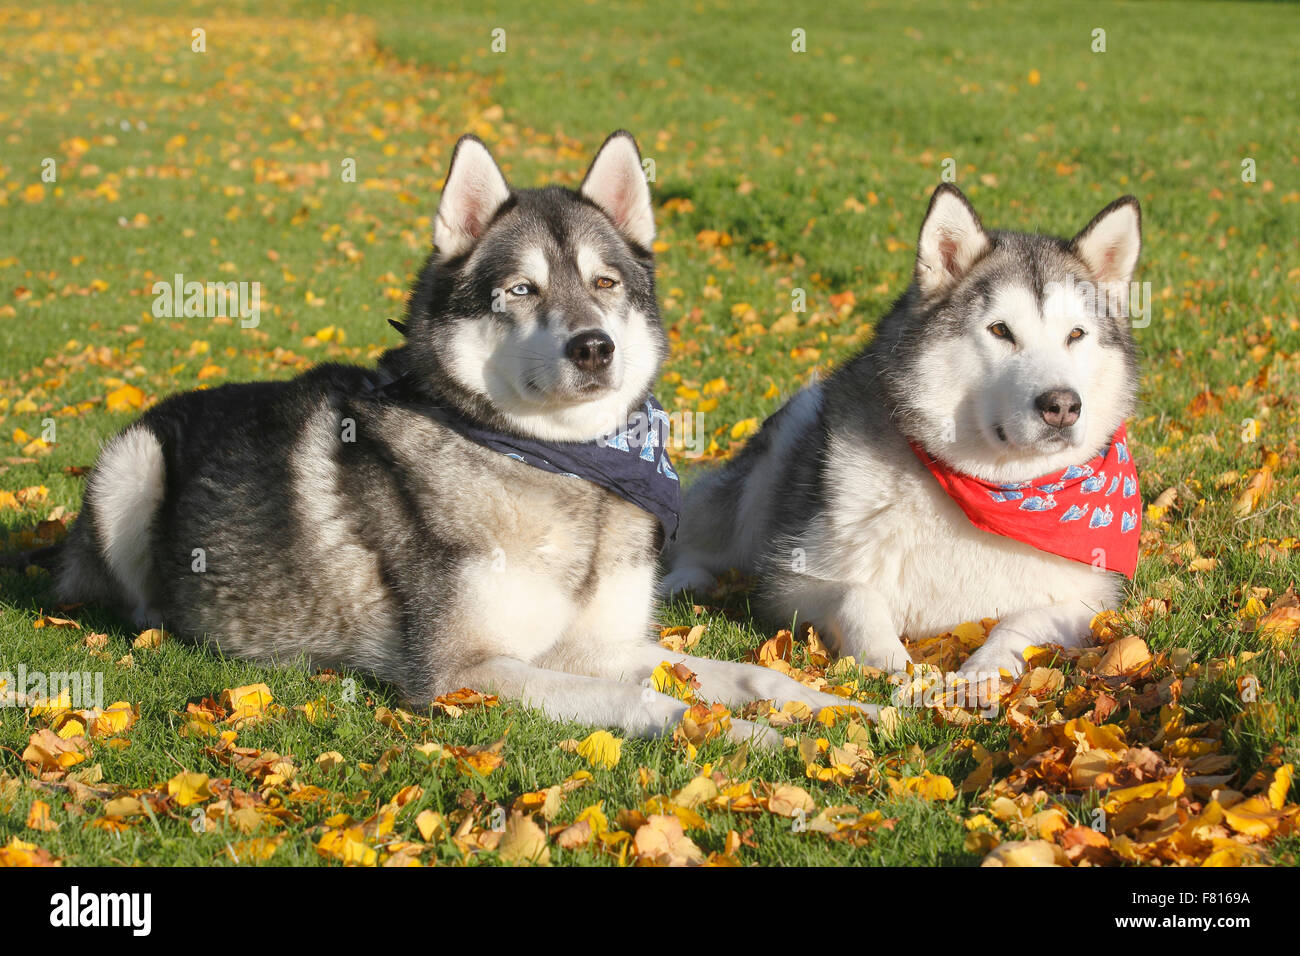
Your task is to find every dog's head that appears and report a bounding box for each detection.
[402,131,665,441]
[885,184,1142,482]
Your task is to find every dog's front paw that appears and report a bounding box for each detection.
[658,565,714,599]
[957,638,1028,682]
[806,691,879,723]
[726,718,784,750]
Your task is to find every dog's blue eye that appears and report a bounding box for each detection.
[509,283,534,296]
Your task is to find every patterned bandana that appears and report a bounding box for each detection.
[365,372,681,546]
[911,424,1141,577]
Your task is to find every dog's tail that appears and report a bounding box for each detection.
[0,542,64,571]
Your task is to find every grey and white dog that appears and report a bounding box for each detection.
[663,184,1143,681]
[55,132,872,744]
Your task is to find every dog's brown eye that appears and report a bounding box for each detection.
[595,276,617,290]
[989,322,1014,342]
[1068,327,1086,343]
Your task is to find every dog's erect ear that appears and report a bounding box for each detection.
[1071,196,1141,289]
[580,131,655,250]
[433,135,511,260]
[915,184,990,298]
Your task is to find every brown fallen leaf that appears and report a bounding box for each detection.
[632,814,705,866]
[22,730,90,774]
[1253,587,1299,647]
[1233,462,1275,517]
[497,812,551,866]
[32,615,80,630]
[26,800,59,832]
[554,820,592,850]
[767,784,816,817]
[1095,635,1152,676]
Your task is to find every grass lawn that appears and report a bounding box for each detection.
[0,0,1297,866]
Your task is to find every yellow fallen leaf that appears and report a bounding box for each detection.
[316,826,377,866]
[166,771,213,807]
[1268,764,1293,811]
[224,835,285,861]
[729,418,759,441]
[982,839,1068,867]
[132,628,166,649]
[26,800,58,832]
[91,701,137,737]
[415,810,446,843]
[1222,795,1296,839]
[887,773,956,801]
[105,384,144,412]
[102,796,147,819]
[575,730,622,770]
[1233,466,1274,517]
[1255,592,1300,647]
[0,836,60,866]
[220,683,274,722]
[513,785,563,821]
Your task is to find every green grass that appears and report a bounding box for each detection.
[0,0,1297,866]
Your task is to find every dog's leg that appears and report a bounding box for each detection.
[536,560,806,741]
[588,641,880,721]
[775,580,912,673]
[456,656,782,748]
[957,599,1100,679]
[657,561,716,598]
[550,558,879,718]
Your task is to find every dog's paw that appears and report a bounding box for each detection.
[957,639,1027,682]
[805,691,879,723]
[838,638,913,676]
[726,718,784,750]
[657,565,714,599]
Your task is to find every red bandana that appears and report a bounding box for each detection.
[911,425,1141,578]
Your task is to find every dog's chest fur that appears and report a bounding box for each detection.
[758,396,1119,639]
[818,431,1118,634]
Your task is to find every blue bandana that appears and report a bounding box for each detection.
[365,373,681,546]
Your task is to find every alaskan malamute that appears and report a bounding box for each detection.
[55,132,872,743]
[664,184,1143,681]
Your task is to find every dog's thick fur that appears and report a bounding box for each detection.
[56,132,874,744]
[664,185,1143,679]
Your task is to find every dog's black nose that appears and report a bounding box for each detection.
[1035,388,1082,429]
[565,330,615,372]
